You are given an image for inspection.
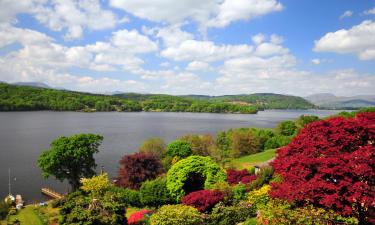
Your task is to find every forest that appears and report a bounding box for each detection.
[0,83,315,113]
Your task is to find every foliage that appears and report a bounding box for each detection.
[0,201,9,220]
[295,115,320,130]
[0,83,141,112]
[216,131,230,157]
[149,205,203,225]
[117,153,164,190]
[166,140,193,158]
[140,176,174,208]
[232,184,248,202]
[247,185,271,209]
[37,133,103,190]
[207,202,256,225]
[179,134,215,156]
[80,173,111,196]
[181,190,225,212]
[275,120,297,136]
[271,113,375,224]
[211,182,234,204]
[116,93,258,114]
[226,169,256,185]
[249,128,275,150]
[59,190,127,225]
[248,166,274,190]
[229,129,262,157]
[258,199,358,225]
[166,156,227,201]
[139,137,166,158]
[264,135,292,150]
[128,209,153,225]
[110,186,143,208]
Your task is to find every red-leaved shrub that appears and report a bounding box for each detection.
[181,189,224,212]
[227,169,256,185]
[271,113,375,224]
[128,209,153,225]
[117,153,164,189]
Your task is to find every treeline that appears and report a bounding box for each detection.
[0,83,142,112]
[119,92,315,110]
[0,83,257,113]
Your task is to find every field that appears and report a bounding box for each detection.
[231,149,277,169]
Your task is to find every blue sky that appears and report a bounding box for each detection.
[0,0,374,96]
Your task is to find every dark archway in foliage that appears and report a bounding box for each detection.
[182,172,206,194]
[271,113,375,225]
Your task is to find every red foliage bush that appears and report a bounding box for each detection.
[271,113,375,224]
[128,209,153,225]
[181,189,224,212]
[227,169,256,185]
[117,153,164,189]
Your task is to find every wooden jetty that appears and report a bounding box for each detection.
[41,188,64,199]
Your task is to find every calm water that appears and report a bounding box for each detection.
[0,110,340,202]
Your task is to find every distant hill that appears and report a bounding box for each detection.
[117,93,315,109]
[305,93,375,109]
[0,83,257,114]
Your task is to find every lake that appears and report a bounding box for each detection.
[0,110,341,202]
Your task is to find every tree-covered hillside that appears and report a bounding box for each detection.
[0,83,257,113]
[121,93,315,110]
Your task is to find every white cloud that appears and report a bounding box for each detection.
[207,0,283,28]
[252,33,266,45]
[364,7,375,15]
[161,40,253,62]
[111,29,158,53]
[314,20,375,60]
[311,58,321,65]
[110,0,282,30]
[186,61,211,71]
[339,10,353,19]
[0,0,119,39]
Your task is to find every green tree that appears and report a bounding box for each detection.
[37,134,103,190]
[166,140,193,158]
[275,120,297,136]
[139,137,166,157]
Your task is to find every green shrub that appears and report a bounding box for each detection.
[248,166,274,190]
[229,129,262,157]
[264,135,292,150]
[211,182,234,204]
[207,202,256,225]
[250,128,275,150]
[179,134,215,156]
[232,183,247,203]
[110,186,143,208]
[295,115,320,130]
[139,137,166,158]
[258,199,358,225]
[275,120,296,136]
[167,156,226,201]
[140,176,174,208]
[149,205,203,225]
[247,185,271,209]
[0,201,9,219]
[166,140,193,158]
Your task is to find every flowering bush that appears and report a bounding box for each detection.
[226,169,256,185]
[271,113,375,224]
[128,209,153,225]
[247,185,271,209]
[182,190,224,212]
[257,199,358,225]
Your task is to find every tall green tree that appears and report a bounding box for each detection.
[37,134,103,190]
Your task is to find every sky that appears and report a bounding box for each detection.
[0,0,374,96]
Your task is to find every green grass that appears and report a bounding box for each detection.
[7,206,44,225]
[231,149,277,169]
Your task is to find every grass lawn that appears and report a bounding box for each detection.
[7,205,44,225]
[232,149,277,169]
